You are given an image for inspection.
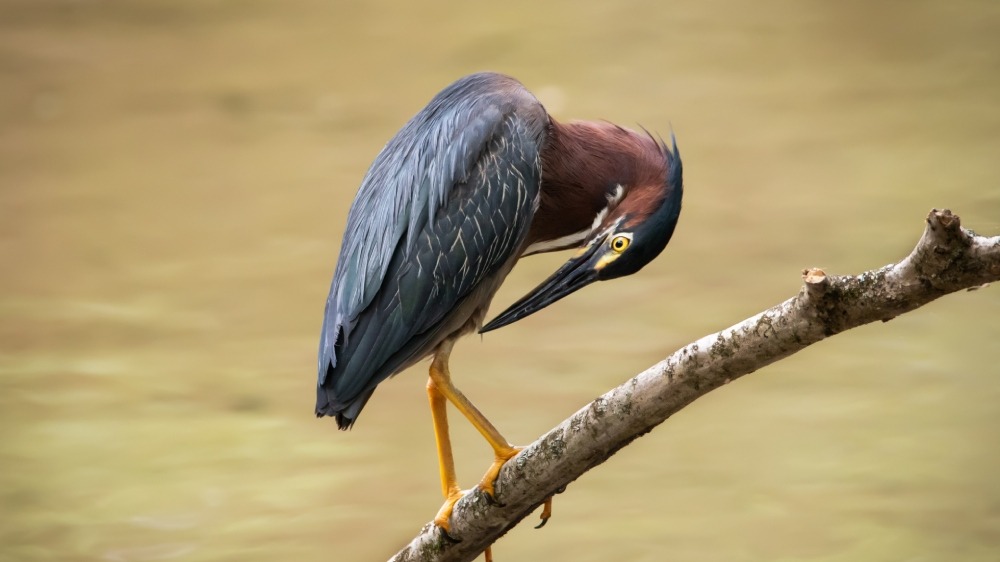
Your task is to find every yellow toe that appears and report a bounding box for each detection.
[433,490,464,534]
[477,446,522,499]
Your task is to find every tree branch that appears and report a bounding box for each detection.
[390,209,1000,562]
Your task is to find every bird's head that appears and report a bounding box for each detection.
[481,133,683,332]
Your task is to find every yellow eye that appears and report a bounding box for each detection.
[610,235,630,253]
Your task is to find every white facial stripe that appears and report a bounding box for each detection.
[589,206,609,233]
[522,187,627,256]
[586,217,625,248]
[583,186,625,240]
[522,229,590,256]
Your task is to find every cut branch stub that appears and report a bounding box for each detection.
[389,208,1000,562]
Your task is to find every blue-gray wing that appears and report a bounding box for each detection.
[316,73,547,427]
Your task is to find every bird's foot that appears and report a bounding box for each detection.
[534,496,553,529]
[534,485,566,529]
[434,447,524,555]
[432,490,497,562]
[477,446,522,504]
[433,489,465,543]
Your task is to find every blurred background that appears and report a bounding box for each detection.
[2,0,999,560]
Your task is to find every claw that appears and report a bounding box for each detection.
[436,524,461,544]
[481,489,505,507]
[534,495,553,529]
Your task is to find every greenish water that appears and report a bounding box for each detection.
[2,1,999,560]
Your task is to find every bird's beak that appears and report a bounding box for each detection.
[480,239,605,333]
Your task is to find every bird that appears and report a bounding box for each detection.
[316,72,683,544]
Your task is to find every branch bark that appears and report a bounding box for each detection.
[389,209,1000,562]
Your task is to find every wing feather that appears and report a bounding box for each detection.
[317,73,547,426]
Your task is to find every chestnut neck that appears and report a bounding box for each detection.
[527,119,667,249]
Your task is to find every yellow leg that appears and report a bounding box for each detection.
[426,340,522,534]
[427,375,463,533]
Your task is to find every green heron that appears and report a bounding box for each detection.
[317,72,683,545]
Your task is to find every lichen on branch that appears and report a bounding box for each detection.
[390,209,1000,562]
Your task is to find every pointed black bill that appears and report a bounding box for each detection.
[480,241,605,333]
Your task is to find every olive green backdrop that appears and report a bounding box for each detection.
[2,1,999,560]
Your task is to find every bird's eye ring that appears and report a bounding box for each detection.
[610,235,631,253]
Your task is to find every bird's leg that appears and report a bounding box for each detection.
[428,342,521,503]
[426,373,462,536]
[427,342,555,558]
